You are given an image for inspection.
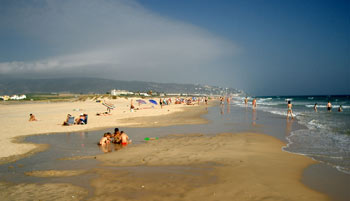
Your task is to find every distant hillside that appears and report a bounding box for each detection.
[0,77,242,95]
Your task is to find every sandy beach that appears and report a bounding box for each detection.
[0,99,336,201]
[0,98,207,164]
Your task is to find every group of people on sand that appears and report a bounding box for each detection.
[98,128,131,146]
[62,113,88,126]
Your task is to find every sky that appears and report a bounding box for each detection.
[0,0,349,95]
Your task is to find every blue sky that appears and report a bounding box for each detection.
[0,0,349,95]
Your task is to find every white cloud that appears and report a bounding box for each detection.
[0,0,236,82]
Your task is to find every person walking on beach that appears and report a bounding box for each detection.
[252,98,257,108]
[287,101,294,119]
[314,103,317,112]
[244,97,248,106]
[327,101,332,112]
[220,97,224,105]
[130,99,135,112]
[159,98,163,109]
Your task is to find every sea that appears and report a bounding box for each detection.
[232,95,350,174]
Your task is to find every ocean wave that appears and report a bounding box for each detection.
[257,98,272,102]
[306,104,350,108]
[284,129,350,175]
[307,119,329,130]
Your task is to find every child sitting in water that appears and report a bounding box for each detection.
[98,133,111,146]
[113,128,121,144]
[120,131,131,146]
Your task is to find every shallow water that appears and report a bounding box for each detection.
[0,105,294,182]
[233,95,350,174]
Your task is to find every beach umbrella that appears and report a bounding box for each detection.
[136,99,147,104]
[102,102,115,109]
[149,99,158,105]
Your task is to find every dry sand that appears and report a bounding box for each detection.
[92,133,329,201]
[0,98,206,163]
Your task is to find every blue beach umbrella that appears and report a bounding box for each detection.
[149,99,158,105]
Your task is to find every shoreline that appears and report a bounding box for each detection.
[1,101,345,200]
[0,99,212,165]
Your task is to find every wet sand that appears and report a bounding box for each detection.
[93,133,328,201]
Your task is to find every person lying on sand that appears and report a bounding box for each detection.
[29,113,38,121]
[96,112,111,116]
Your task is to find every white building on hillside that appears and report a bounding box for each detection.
[111,89,134,96]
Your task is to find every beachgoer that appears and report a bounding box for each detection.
[314,103,317,112]
[327,101,332,111]
[130,100,135,112]
[252,98,257,108]
[244,97,248,105]
[159,98,163,109]
[99,133,109,146]
[29,113,37,121]
[62,114,72,125]
[120,131,130,146]
[113,128,121,144]
[205,97,208,105]
[287,101,294,119]
[220,97,224,105]
[338,105,343,112]
[106,132,112,143]
[227,97,230,104]
[76,113,86,124]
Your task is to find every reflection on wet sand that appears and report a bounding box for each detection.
[220,105,224,115]
[252,108,257,126]
[99,143,127,153]
[286,118,294,137]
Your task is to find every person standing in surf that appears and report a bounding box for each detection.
[327,101,332,112]
[314,103,317,112]
[287,101,294,119]
[252,98,257,108]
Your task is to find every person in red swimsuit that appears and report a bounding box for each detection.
[120,131,130,146]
